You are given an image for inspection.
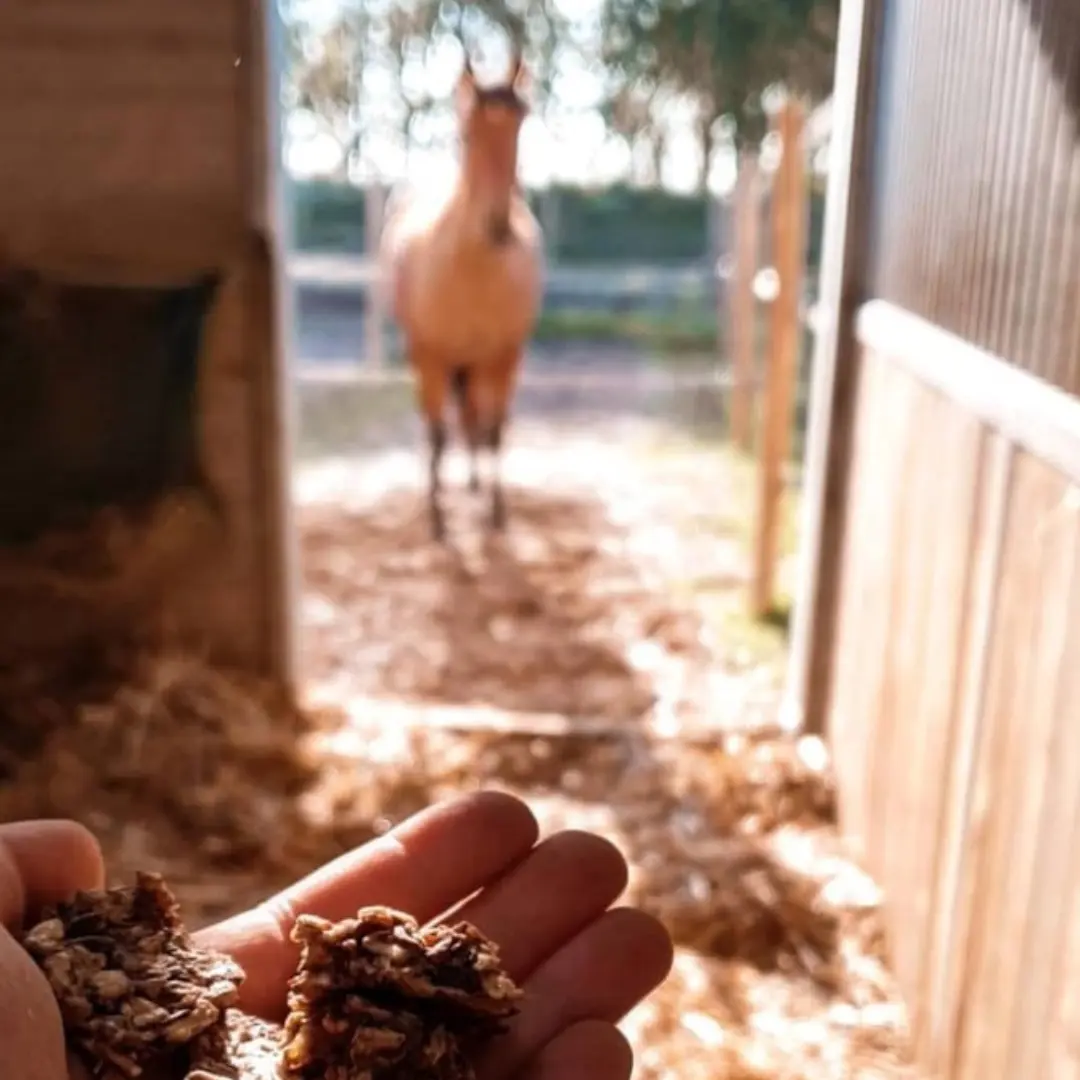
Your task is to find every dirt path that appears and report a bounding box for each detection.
[296,407,788,737]
[286,409,908,1080]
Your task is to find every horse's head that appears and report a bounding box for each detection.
[456,51,530,244]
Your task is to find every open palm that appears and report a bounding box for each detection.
[1,794,673,1080]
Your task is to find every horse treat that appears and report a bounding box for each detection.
[22,873,521,1080]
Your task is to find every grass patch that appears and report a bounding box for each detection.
[651,440,801,561]
[717,599,791,674]
[638,436,801,672]
[533,307,717,355]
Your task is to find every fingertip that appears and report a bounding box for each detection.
[546,830,629,897]
[416,790,540,852]
[446,828,630,980]
[479,906,674,1077]
[602,907,675,988]
[519,1020,633,1080]
[0,820,104,923]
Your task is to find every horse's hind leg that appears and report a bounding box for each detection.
[414,352,449,541]
[488,416,507,530]
[449,366,481,492]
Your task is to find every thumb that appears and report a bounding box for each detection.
[0,922,71,1080]
[0,821,105,1080]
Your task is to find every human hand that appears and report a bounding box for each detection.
[3,793,673,1080]
[202,790,673,1078]
[0,819,106,1080]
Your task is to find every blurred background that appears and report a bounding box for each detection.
[283,0,839,738]
[281,0,831,435]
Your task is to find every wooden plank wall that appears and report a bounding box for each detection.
[826,325,1080,1078]
[869,0,1080,393]
[794,1,1080,1074]
[0,0,245,274]
[0,0,293,679]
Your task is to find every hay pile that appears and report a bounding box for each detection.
[0,652,914,1078]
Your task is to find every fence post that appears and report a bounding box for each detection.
[751,100,808,618]
[729,152,761,451]
[539,186,562,261]
[364,181,387,370]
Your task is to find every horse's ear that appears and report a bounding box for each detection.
[509,49,530,97]
[456,54,477,118]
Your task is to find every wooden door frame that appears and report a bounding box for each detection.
[783,0,887,735]
[246,0,301,689]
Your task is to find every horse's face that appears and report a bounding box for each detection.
[456,53,530,241]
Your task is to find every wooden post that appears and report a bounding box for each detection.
[751,100,808,618]
[364,181,386,369]
[782,0,885,735]
[729,152,761,451]
[539,186,562,260]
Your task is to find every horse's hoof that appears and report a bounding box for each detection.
[468,474,480,494]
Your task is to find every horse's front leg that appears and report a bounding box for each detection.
[484,353,522,532]
[413,350,449,541]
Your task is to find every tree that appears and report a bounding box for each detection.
[463,0,568,114]
[286,3,372,178]
[383,1,444,168]
[285,0,569,179]
[600,0,840,187]
[601,80,668,187]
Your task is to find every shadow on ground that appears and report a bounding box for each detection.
[301,484,680,722]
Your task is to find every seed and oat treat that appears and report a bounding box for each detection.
[21,875,522,1080]
[21,871,246,1079]
[281,907,522,1080]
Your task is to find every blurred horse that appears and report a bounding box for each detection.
[379,50,544,540]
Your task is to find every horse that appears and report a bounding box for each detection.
[378,50,545,541]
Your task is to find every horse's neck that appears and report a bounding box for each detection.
[453,156,518,222]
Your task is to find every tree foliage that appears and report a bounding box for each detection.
[284,0,568,176]
[282,0,839,187]
[600,0,839,166]
[282,2,371,176]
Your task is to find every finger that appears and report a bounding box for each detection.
[0,821,104,930]
[0,924,70,1080]
[513,1020,632,1080]
[479,908,673,1078]
[451,830,627,979]
[198,791,538,1018]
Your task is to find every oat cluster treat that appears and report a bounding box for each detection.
[282,908,522,1080]
[22,871,245,1078]
[21,874,521,1080]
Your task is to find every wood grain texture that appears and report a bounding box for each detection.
[870,0,1080,392]
[952,451,1080,1080]
[0,0,291,678]
[822,344,1080,1080]
[784,0,885,735]
[0,0,243,272]
[800,3,1080,1076]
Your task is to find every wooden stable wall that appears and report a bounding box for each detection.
[788,0,1080,1076]
[824,303,1080,1078]
[0,0,295,680]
